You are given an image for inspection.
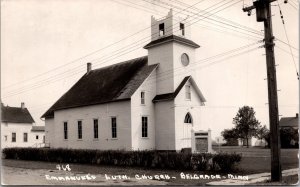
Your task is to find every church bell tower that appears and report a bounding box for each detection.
[144,9,200,95]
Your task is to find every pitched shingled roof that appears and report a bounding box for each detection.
[42,56,158,118]
[1,105,35,123]
[144,35,200,49]
[153,76,206,103]
[279,114,298,128]
[153,76,190,102]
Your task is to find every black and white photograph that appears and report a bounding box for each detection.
[1,0,299,185]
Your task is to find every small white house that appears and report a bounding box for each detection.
[1,102,45,148]
[42,10,207,151]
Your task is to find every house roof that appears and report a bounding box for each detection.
[42,56,158,118]
[153,76,206,103]
[279,115,299,128]
[31,126,45,132]
[144,35,200,49]
[1,105,35,123]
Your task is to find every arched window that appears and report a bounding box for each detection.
[184,113,193,124]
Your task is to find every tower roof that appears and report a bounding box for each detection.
[144,35,200,49]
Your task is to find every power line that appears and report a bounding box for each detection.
[275,37,299,51]
[152,0,263,37]
[4,40,261,98]
[18,41,263,111]
[3,0,239,97]
[169,0,263,35]
[275,45,299,58]
[141,43,262,89]
[124,0,262,40]
[3,0,219,97]
[276,1,299,79]
[2,0,206,91]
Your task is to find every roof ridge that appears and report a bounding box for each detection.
[41,55,155,118]
[90,56,148,73]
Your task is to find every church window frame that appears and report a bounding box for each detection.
[63,121,68,140]
[180,23,185,36]
[159,23,165,36]
[185,85,191,100]
[141,91,145,105]
[77,120,82,140]
[184,113,193,124]
[111,117,117,139]
[141,116,148,138]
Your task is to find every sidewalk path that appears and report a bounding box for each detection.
[206,168,299,185]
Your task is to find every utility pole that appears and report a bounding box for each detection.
[243,0,282,182]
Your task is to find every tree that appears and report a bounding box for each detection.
[280,128,299,148]
[233,106,260,148]
[221,128,238,146]
[255,125,269,147]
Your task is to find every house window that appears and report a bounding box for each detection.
[94,119,98,139]
[184,113,193,124]
[185,85,191,100]
[78,121,82,139]
[142,116,148,138]
[159,23,165,36]
[111,117,117,138]
[141,91,145,105]
[12,133,16,142]
[180,23,185,36]
[4,135,7,141]
[36,135,39,140]
[64,122,68,140]
[24,133,28,142]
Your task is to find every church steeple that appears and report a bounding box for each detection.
[144,10,200,95]
[149,9,191,41]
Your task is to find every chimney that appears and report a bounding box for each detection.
[87,63,92,73]
[296,113,298,118]
[21,102,25,109]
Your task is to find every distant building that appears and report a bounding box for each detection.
[1,102,45,148]
[279,113,298,130]
[41,10,208,151]
[279,113,299,147]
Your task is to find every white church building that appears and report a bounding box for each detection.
[42,10,207,151]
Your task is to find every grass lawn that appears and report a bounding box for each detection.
[213,146,299,174]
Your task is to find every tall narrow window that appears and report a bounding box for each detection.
[23,133,28,142]
[141,91,145,105]
[64,122,68,140]
[142,116,148,138]
[36,135,39,140]
[12,133,16,142]
[94,119,99,139]
[111,117,117,138]
[180,23,185,36]
[78,121,82,139]
[185,85,191,100]
[159,23,165,36]
[184,113,192,124]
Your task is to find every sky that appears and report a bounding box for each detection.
[1,0,299,139]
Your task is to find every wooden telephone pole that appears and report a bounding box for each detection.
[243,0,282,182]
